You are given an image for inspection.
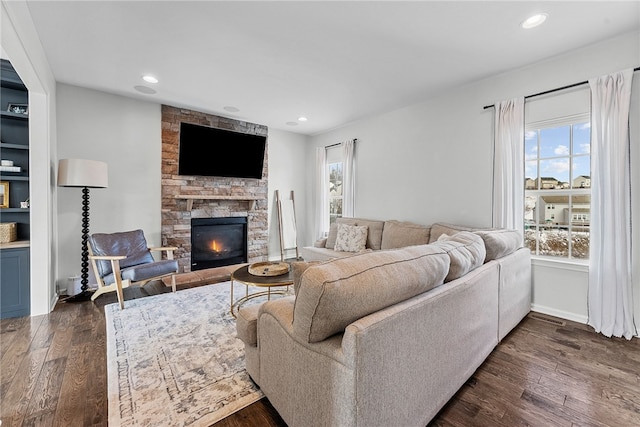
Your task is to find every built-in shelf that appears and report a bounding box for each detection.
[0,175,29,181]
[0,111,29,120]
[0,240,30,249]
[175,194,262,211]
[1,208,29,213]
[0,142,29,150]
[1,58,30,319]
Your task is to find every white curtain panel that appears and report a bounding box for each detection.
[588,68,636,340]
[342,139,356,218]
[314,146,328,240]
[492,97,525,236]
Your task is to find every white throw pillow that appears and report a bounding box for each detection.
[334,223,368,252]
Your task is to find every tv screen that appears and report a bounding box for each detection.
[178,122,266,179]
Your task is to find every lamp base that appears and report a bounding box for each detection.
[63,289,95,303]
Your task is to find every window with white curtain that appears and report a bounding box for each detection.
[326,145,343,225]
[524,114,591,259]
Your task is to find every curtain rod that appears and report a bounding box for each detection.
[483,66,640,110]
[325,138,357,149]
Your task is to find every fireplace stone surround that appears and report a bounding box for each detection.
[161,105,269,273]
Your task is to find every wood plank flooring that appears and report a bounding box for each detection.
[2,281,640,427]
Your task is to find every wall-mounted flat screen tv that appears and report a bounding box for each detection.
[178,122,267,179]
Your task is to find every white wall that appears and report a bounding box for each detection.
[56,84,162,289]
[266,129,309,261]
[306,31,640,325]
[56,84,309,288]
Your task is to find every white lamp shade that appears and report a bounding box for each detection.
[57,158,108,188]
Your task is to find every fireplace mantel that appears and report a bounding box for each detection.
[175,194,262,211]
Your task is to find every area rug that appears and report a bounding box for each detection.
[105,281,289,426]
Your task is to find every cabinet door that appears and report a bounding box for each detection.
[0,247,30,319]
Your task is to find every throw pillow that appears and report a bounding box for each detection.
[334,223,369,252]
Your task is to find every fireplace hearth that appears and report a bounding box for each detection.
[191,217,248,271]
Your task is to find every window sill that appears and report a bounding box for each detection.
[531,255,589,272]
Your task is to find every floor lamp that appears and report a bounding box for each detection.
[58,158,108,302]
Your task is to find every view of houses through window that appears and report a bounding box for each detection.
[328,161,343,224]
[524,116,591,259]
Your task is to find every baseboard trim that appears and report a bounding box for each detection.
[530,304,588,324]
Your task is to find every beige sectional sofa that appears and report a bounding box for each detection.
[236,219,531,427]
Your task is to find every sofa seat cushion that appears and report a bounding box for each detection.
[381,220,431,250]
[103,259,178,285]
[293,245,449,343]
[474,229,523,262]
[326,217,385,250]
[299,246,358,262]
[430,231,486,282]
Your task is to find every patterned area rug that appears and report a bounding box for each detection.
[105,281,285,426]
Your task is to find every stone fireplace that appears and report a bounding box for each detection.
[161,105,269,272]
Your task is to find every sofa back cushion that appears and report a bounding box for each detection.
[430,231,486,282]
[293,245,449,343]
[428,222,479,243]
[325,217,385,250]
[474,229,523,262]
[290,260,322,295]
[380,220,431,250]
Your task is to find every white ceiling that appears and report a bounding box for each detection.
[22,1,640,135]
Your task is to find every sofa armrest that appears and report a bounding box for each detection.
[258,296,348,364]
[236,303,261,346]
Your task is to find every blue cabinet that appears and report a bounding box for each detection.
[0,246,30,318]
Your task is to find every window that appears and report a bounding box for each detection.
[524,116,590,259]
[326,144,345,226]
[328,161,343,224]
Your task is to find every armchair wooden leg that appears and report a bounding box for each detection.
[91,286,111,302]
[115,281,125,310]
[171,274,177,293]
[111,259,126,310]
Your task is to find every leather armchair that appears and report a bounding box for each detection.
[88,229,178,309]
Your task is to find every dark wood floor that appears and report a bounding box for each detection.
[2,281,640,427]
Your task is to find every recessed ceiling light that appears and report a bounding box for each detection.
[134,85,157,94]
[297,116,308,122]
[224,106,240,113]
[521,13,548,29]
[142,75,158,84]
[286,121,298,126]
